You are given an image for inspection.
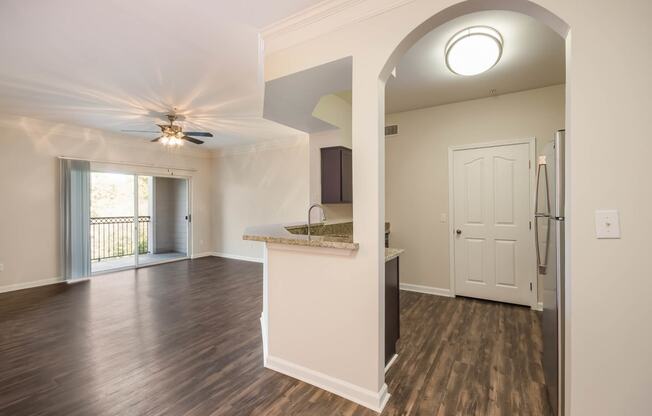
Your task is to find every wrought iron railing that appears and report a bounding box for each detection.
[90,216,150,262]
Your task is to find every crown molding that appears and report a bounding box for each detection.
[261,0,365,39]
[261,0,417,54]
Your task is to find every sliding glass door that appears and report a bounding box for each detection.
[90,172,137,273]
[138,176,189,267]
[90,172,189,274]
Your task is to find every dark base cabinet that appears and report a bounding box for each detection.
[385,257,400,365]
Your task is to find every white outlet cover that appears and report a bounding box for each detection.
[440,213,448,223]
[595,209,621,239]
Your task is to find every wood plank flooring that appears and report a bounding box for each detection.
[0,257,551,415]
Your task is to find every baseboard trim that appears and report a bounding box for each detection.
[400,283,453,298]
[191,252,215,259]
[0,277,64,294]
[532,302,544,312]
[213,252,264,263]
[385,354,398,373]
[265,355,390,412]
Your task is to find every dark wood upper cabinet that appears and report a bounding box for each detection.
[321,146,352,204]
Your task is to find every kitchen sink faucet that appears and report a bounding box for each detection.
[307,203,326,240]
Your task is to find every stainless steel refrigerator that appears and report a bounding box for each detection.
[535,130,565,416]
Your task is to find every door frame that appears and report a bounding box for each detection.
[447,137,537,309]
[89,163,194,274]
[146,175,193,265]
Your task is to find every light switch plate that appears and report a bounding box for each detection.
[595,210,621,239]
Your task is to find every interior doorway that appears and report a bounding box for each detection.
[90,172,189,274]
[449,139,536,306]
[381,4,568,415]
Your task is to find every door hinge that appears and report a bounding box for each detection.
[529,160,531,169]
[529,221,532,230]
[530,282,533,291]
[186,214,192,223]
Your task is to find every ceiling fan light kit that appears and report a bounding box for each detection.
[121,114,214,146]
[160,134,184,147]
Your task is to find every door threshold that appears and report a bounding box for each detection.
[90,256,189,276]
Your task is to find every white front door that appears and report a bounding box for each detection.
[452,142,534,306]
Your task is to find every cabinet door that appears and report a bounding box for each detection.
[340,148,353,203]
[321,148,342,203]
[385,257,399,364]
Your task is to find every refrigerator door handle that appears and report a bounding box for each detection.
[535,216,551,275]
[535,161,551,274]
[535,160,551,217]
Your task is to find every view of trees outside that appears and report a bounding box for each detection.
[90,173,151,262]
[90,173,150,217]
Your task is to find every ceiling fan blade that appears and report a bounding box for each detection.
[151,136,162,142]
[183,131,213,138]
[121,130,160,133]
[182,136,204,145]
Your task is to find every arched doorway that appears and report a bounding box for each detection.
[376,1,569,415]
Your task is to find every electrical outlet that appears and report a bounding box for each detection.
[440,213,448,223]
[0,263,4,272]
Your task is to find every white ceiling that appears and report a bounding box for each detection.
[386,10,565,114]
[0,0,324,148]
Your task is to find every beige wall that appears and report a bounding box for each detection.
[386,84,564,295]
[0,114,313,288]
[212,139,310,261]
[264,0,652,413]
[265,243,384,409]
[0,115,214,292]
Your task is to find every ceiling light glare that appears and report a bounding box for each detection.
[445,26,503,76]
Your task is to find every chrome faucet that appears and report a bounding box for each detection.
[307,203,326,240]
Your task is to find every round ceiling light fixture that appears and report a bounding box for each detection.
[445,26,503,76]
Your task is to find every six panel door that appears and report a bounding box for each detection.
[453,143,534,306]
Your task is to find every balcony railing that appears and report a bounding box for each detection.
[90,216,150,262]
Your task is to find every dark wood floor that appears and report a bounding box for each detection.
[0,257,551,415]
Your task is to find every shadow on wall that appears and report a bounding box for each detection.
[212,139,310,258]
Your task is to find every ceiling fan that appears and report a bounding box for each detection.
[122,114,213,146]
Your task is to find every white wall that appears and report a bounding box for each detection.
[386,84,565,295]
[0,115,213,292]
[263,0,652,413]
[212,138,310,261]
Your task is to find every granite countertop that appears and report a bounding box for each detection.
[243,221,360,250]
[385,247,404,262]
[243,221,402,259]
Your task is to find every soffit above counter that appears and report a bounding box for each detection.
[263,57,352,133]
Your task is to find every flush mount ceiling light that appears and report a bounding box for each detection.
[445,26,503,76]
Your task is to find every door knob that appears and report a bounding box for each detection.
[456,229,462,235]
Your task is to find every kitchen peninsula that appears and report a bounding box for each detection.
[242,220,403,409]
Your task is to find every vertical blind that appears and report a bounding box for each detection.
[60,159,91,280]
